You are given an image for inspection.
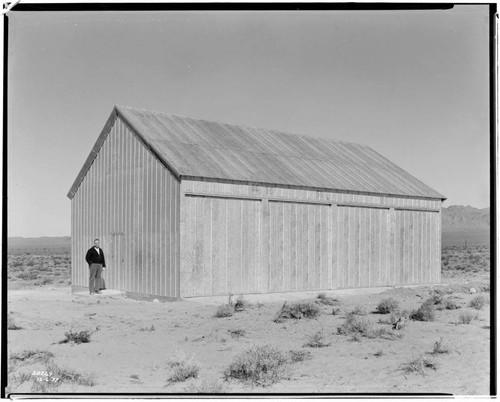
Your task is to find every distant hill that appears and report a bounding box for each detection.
[442,205,490,246]
[8,236,71,255]
[442,205,490,230]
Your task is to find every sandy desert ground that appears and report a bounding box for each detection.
[6,247,491,396]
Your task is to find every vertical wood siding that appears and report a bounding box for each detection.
[180,195,261,296]
[71,116,180,298]
[180,180,442,296]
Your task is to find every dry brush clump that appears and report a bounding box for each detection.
[214,304,234,318]
[429,338,450,355]
[436,297,461,311]
[215,294,251,317]
[410,299,436,322]
[167,355,200,383]
[401,355,440,376]
[348,305,368,316]
[183,378,227,393]
[228,328,246,339]
[303,331,331,348]
[12,361,95,393]
[9,349,54,364]
[376,298,400,314]
[469,295,487,310]
[223,344,291,387]
[316,293,339,306]
[8,316,23,330]
[273,301,321,323]
[337,314,403,341]
[288,349,312,363]
[59,329,94,344]
[456,310,480,325]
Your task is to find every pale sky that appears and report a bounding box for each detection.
[7,6,490,237]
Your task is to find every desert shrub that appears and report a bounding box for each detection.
[410,300,435,322]
[47,361,95,386]
[379,310,410,326]
[331,307,341,315]
[234,295,251,312]
[139,325,155,332]
[18,271,39,280]
[376,298,400,314]
[288,350,312,363]
[9,349,54,364]
[35,278,53,286]
[214,304,233,318]
[167,356,200,383]
[223,344,289,387]
[316,293,338,306]
[429,338,450,355]
[184,378,227,393]
[303,331,331,348]
[338,315,402,340]
[469,295,487,310]
[59,329,92,344]
[273,301,320,323]
[437,298,460,311]
[8,316,22,330]
[457,310,479,324]
[401,355,440,375]
[337,315,372,337]
[27,362,95,392]
[348,305,368,316]
[228,328,246,339]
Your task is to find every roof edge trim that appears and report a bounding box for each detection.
[180,175,446,202]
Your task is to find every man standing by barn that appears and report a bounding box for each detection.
[85,239,106,295]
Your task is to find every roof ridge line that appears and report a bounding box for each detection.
[114,104,362,148]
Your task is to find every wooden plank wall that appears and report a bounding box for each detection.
[180,180,442,296]
[71,116,180,298]
[180,195,261,296]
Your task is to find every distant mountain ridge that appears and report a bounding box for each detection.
[442,205,490,231]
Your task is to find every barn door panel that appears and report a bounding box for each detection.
[269,201,331,292]
[394,210,435,285]
[336,206,389,289]
[183,195,261,297]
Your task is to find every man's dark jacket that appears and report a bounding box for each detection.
[86,247,106,267]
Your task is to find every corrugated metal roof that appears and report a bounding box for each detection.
[67,105,446,200]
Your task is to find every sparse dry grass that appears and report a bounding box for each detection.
[456,310,480,325]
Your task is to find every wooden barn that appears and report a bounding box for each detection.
[67,105,445,299]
